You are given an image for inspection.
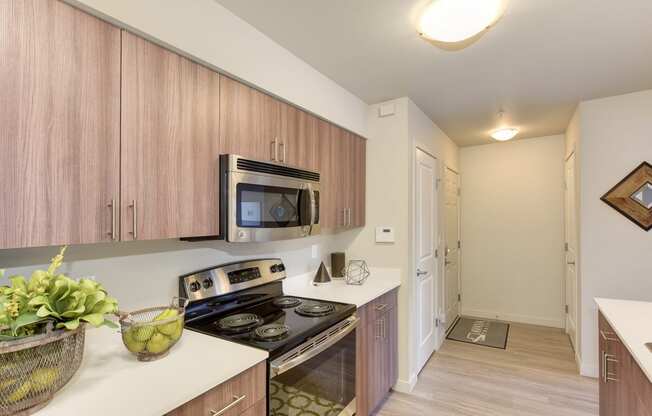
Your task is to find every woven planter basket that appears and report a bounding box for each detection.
[0,324,85,416]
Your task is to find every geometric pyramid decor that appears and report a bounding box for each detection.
[601,162,652,231]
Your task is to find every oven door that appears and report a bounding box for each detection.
[227,170,320,243]
[269,316,358,416]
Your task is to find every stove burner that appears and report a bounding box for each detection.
[295,302,336,317]
[254,324,290,342]
[217,313,262,333]
[273,297,302,308]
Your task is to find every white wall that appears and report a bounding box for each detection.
[65,0,368,137]
[575,89,652,377]
[460,135,566,328]
[346,97,458,392]
[0,236,342,311]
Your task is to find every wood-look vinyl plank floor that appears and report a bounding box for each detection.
[376,323,598,416]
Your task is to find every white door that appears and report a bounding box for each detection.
[564,154,578,349]
[444,168,460,331]
[415,149,438,372]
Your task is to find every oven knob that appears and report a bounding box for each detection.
[271,265,278,273]
[202,278,214,289]
[189,281,201,292]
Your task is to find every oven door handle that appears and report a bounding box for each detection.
[270,316,359,378]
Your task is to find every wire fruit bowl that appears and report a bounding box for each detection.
[118,298,188,362]
[0,323,85,416]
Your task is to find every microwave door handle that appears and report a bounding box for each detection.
[309,185,316,226]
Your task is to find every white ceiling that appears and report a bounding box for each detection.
[215,0,652,146]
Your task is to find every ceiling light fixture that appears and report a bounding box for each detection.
[490,110,519,141]
[491,128,519,141]
[418,0,507,43]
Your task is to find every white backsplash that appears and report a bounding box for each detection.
[0,232,359,311]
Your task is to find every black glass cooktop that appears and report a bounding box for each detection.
[184,282,356,359]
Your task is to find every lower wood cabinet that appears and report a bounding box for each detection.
[599,312,652,416]
[167,362,266,416]
[357,290,398,416]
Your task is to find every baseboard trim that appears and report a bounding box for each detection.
[580,361,598,378]
[461,308,565,329]
[393,373,418,393]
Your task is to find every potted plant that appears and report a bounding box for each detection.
[0,247,118,415]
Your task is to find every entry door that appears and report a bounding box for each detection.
[564,154,578,349]
[415,149,438,373]
[444,168,461,331]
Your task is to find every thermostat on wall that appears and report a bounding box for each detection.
[375,227,395,243]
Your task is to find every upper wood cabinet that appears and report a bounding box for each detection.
[219,75,280,163]
[317,120,338,229]
[0,0,121,249]
[121,32,221,241]
[279,102,319,170]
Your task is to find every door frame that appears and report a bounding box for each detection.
[563,151,578,353]
[444,166,462,333]
[412,146,442,368]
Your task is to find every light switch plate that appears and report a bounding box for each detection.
[375,226,395,243]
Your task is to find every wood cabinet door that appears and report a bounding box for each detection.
[317,120,338,229]
[0,0,121,249]
[351,135,366,228]
[167,362,266,416]
[121,32,221,241]
[219,75,280,162]
[279,103,318,170]
[332,127,353,229]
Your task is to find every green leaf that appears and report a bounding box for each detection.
[101,318,118,329]
[9,275,27,293]
[10,312,45,336]
[57,318,80,330]
[80,313,105,327]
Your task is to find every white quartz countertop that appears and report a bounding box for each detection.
[283,267,401,307]
[37,326,268,416]
[595,298,652,383]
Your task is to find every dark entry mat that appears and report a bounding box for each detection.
[446,317,510,349]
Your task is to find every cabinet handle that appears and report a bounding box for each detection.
[270,139,278,161]
[375,320,382,339]
[129,200,137,240]
[375,304,388,312]
[279,141,286,163]
[602,351,619,383]
[209,394,246,416]
[108,199,116,241]
[348,208,352,226]
[600,330,619,342]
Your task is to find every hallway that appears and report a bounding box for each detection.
[377,323,598,416]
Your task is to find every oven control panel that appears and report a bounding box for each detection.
[179,258,287,301]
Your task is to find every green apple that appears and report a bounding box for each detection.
[30,367,59,390]
[123,330,146,353]
[130,325,155,342]
[146,333,171,354]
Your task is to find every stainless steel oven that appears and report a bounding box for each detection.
[220,155,320,243]
[269,315,358,416]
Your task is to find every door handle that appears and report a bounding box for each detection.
[417,269,428,276]
[567,261,576,265]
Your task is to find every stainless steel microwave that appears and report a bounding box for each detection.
[219,154,320,243]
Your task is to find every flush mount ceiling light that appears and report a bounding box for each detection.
[418,0,507,43]
[490,128,519,141]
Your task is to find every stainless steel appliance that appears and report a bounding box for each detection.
[180,259,358,416]
[220,155,320,243]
